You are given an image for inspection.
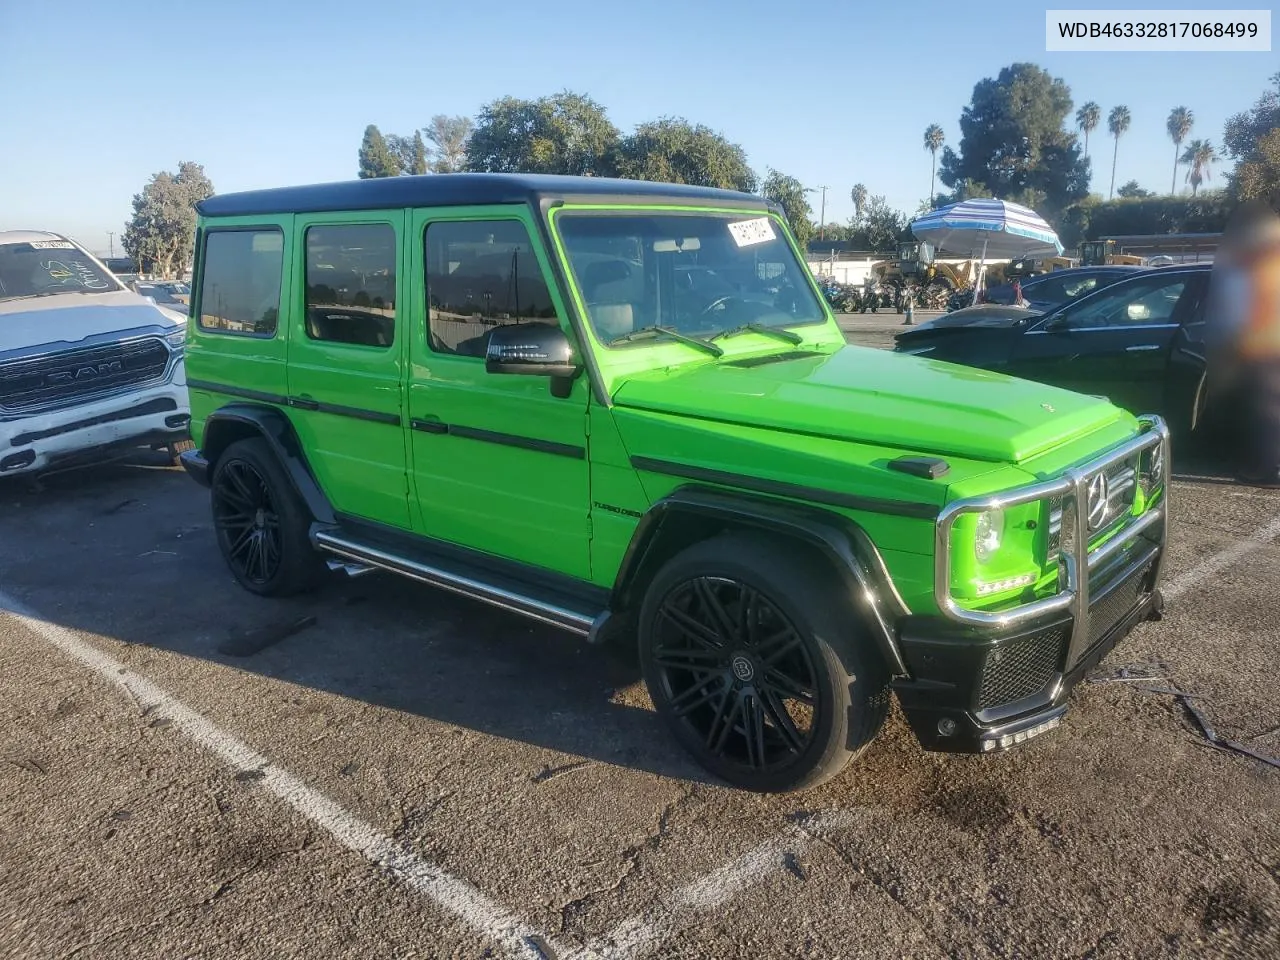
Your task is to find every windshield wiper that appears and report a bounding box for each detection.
[710,322,803,345]
[609,324,723,357]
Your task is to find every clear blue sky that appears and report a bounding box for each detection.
[1,0,1272,255]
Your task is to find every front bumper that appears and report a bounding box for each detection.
[893,541,1164,753]
[0,381,191,478]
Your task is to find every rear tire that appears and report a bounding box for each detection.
[638,533,890,793]
[210,437,325,597]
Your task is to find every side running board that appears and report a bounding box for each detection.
[311,529,611,641]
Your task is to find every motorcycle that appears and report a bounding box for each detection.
[859,281,883,313]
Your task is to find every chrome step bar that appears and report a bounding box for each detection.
[312,529,604,639]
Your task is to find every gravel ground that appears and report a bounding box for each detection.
[1,332,1276,960]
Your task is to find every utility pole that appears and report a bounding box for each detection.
[107,232,115,258]
[817,186,829,241]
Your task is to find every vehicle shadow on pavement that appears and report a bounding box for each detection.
[0,458,720,785]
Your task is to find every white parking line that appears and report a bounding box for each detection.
[570,810,859,960]
[0,592,566,960]
[1163,510,1280,600]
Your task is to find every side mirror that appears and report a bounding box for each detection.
[1041,312,1070,332]
[485,323,582,378]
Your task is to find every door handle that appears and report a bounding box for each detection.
[289,395,319,410]
[1125,344,1161,352]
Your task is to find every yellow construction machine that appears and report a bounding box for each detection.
[1078,239,1146,267]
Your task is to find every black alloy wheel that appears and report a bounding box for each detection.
[213,457,282,587]
[640,534,889,793]
[209,437,325,597]
[652,576,820,772]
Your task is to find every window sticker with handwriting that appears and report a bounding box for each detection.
[727,217,776,247]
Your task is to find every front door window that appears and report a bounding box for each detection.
[1056,276,1189,330]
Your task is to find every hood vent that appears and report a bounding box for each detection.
[724,350,825,368]
[888,456,950,479]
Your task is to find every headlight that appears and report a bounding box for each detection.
[1139,443,1165,493]
[166,327,186,350]
[974,508,1003,563]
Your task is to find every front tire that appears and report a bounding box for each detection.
[210,437,325,597]
[638,534,889,792]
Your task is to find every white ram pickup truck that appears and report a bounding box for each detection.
[0,231,191,478]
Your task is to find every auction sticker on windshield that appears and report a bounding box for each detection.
[27,240,77,249]
[728,217,776,247]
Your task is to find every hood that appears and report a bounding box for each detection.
[612,344,1130,464]
[901,304,1045,334]
[0,290,182,354]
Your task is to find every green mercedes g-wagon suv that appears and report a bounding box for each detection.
[180,173,1170,792]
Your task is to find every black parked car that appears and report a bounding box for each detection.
[894,263,1215,437]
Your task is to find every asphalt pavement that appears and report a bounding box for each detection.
[1,329,1277,960]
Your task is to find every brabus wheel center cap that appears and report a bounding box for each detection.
[730,655,755,683]
[254,508,266,529]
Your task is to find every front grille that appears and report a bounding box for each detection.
[977,626,1067,710]
[0,338,171,413]
[1086,562,1152,649]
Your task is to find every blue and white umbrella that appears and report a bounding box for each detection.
[910,199,1064,298]
[910,198,1064,259]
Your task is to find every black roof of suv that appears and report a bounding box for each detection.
[198,173,770,218]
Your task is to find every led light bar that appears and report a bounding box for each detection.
[979,715,1062,752]
[974,573,1036,596]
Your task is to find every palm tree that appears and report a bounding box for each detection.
[851,183,868,221]
[1107,105,1131,200]
[1076,101,1101,157]
[1181,139,1219,196]
[923,124,945,209]
[1166,106,1194,194]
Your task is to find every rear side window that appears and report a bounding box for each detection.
[424,220,559,357]
[197,229,284,336]
[304,223,397,348]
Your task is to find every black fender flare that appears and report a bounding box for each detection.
[612,485,911,676]
[200,403,336,526]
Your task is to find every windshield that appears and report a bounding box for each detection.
[0,240,120,301]
[554,212,827,345]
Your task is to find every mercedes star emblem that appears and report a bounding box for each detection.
[1086,472,1110,531]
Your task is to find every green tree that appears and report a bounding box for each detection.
[1232,129,1280,208]
[938,63,1090,218]
[1225,74,1280,207]
[358,124,401,178]
[122,161,214,278]
[1076,101,1101,157]
[1107,105,1131,200]
[614,117,757,191]
[849,195,907,252]
[1117,180,1153,199]
[923,124,945,209]
[1180,139,1219,196]
[1166,106,1193,194]
[423,114,473,173]
[466,91,620,176]
[386,131,428,175]
[760,169,813,250]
